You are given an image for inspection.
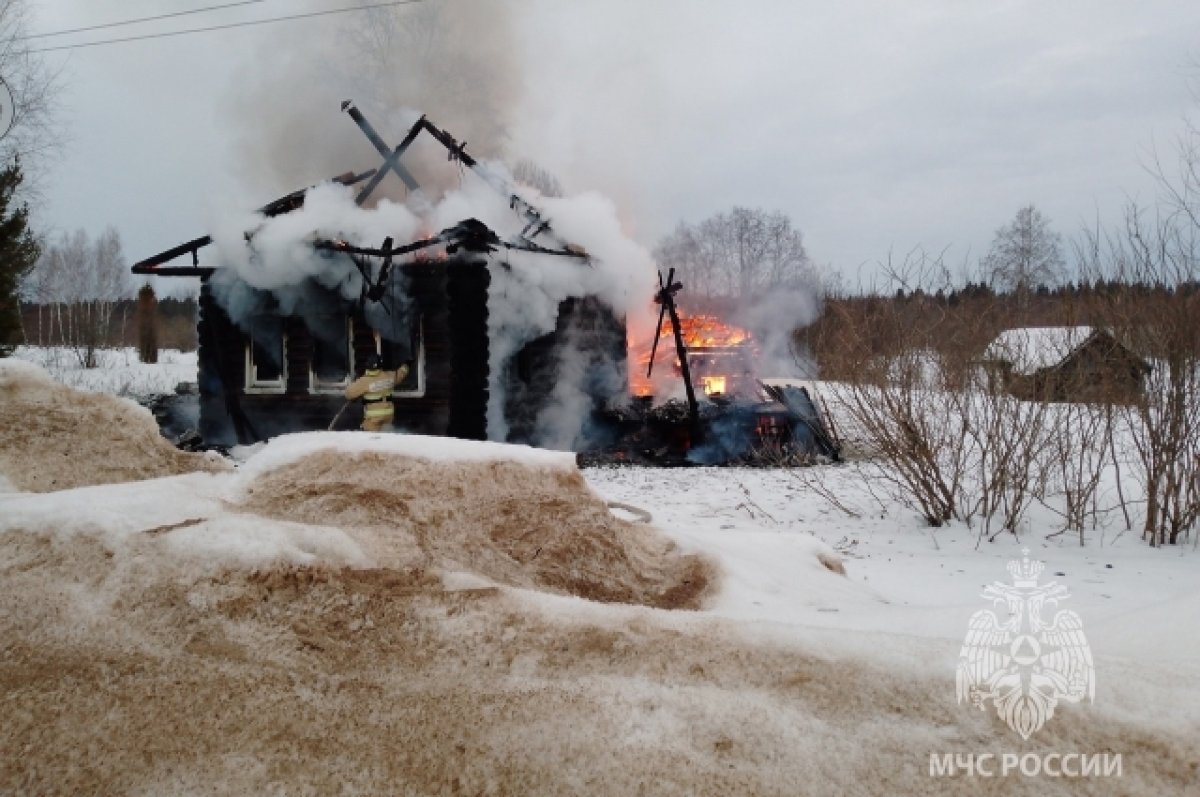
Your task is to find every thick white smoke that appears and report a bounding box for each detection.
[205,162,656,446]
[437,175,657,443]
[729,286,823,380]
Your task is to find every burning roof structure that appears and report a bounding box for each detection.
[606,267,839,465]
[135,103,837,464]
[134,103,632,449]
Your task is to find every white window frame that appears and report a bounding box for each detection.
[245,329,287,394]
[309,317,355,395]
[375,318,426,399]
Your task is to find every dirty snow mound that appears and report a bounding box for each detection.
[1,529,1194,796]
[241,447,713,609]
[0,360,228,492]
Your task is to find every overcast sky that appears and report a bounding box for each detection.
[25,0,1200,291]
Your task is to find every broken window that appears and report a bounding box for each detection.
[309,316,353,393]
[376,317,425,397]
[245,315,286,393]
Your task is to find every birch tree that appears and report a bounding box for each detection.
[983,205,1065,293]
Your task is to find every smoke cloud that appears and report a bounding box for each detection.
[223,0,521,200]
[728,286,822,380]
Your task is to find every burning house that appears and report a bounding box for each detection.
[134,105,633,449]
[135,104,835,464]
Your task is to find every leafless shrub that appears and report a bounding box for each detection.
[1039,400,1114,543]
[1078,206,1200,546]
[816,250,1057,535]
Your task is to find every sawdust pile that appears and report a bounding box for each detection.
[242,449,713,609]
[0,361,228,492]
[2,530,1195,796]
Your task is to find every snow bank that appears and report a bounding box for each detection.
[9,346,198,399]
[0,359,228,492]
[2,523,1194,796]
[237,434,712,609]
[235,429,576,482]
[2,371,1195,792]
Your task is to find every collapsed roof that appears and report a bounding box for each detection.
[131,102,588,285]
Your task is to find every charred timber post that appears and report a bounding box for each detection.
[647,269,670,378]
[652,268,701,442]
[666,290,702,443]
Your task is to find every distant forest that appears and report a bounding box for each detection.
[800,280,1200,379]
[20,297,197,352]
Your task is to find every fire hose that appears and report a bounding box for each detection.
[327,399,352,431]
[606,502,653,524]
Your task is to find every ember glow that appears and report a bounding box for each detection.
[673,315,750,348]
[629,313,755,398]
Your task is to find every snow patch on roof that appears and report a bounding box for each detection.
[982,326,1097,375]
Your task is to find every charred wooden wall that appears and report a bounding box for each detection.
[503,296,627,445]
[197,258,490,446]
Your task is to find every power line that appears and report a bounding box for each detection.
[22,1,268,40]
[29,1,421,54]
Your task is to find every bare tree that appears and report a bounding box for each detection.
[345,1,515,159]
[25,227,130,367]
[655,207,814,302]
[653,220,720,300]
[0,0,62,194]
[983,205,1065,293]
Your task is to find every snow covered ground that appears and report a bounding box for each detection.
[2,350,1198,794]
[583,464,1200,662]
[9,346,196,399]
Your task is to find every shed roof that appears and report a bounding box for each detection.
[982,326,1098,375]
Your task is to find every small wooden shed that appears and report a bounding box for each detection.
[980,326,1150,403]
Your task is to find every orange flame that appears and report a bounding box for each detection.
[672,315,751,349]
[628,314,754,398]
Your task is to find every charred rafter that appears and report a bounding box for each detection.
[341,101,421,200]
[314,219,585,264]
[131,170,377,276]
[315,219,588,307]
[341,102,581,257]
[132,106,591,280]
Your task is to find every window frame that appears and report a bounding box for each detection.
[244,324,288,394]
[308,317,355,395]
[375,317,426,399]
